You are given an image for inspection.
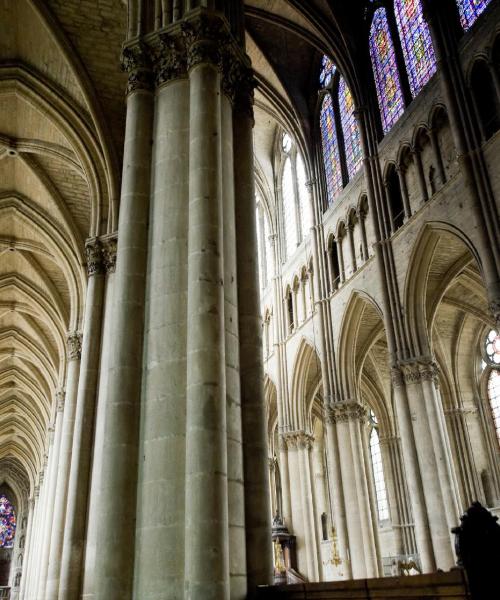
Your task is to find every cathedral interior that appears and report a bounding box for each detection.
[0,0,499,599]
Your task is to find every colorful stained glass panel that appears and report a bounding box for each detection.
[488,369,500,446]
[457,0,491,31]
[369,7,405,133]
[395,0,437,98]
[319,55,336,88]
[320,94,343,205]
[338,77,363,179]
[0,494,16,548]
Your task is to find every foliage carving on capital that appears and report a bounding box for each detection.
[154,33,187,86]
[296,431,314,450]
[102,236,117,274]
[181,15,228,70]
[327,400,367,424]
[400,358,440,387]
[85,239,104,277]
[489,299,500,328]
[121,42,153,95]
[390,366,405,388]
[33,485,40,500]
[67,332,82,361]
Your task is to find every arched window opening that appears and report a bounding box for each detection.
[369,7,405,133]
[338,77,363,179]
[297,154,313,233]
[457,0,492,31]
[255,196,273,291]
[320,94,343,205]
[286,288,295,334]
[320,54,336,88]
[369,411,390,521]
[484,329,500,447]
[386,166,405,232]
[329,239,340,292]
[282,157,297,260]
[394,0,436,98]
[470,60,500,141]
[0,494,16,548]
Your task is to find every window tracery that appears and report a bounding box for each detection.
[369,7,405,133]
[484,329,500,446]
[394,0,436,98]
[457,0,491,31]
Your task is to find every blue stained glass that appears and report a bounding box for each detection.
[338,77,363,179]
[320,94,343,205]
[319,55,336,88]
[457,0,491,31]
[369,7,405,133]
[0,495,16,548]
[395,0,436,98]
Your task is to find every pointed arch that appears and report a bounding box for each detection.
[289,338,322,432]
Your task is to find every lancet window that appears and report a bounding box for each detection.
[256,195,273,291]
[319,58,363,208]
[280,133,312,261]
[394,0,436,98]
[457,0,492,31]
[369,411,390,521]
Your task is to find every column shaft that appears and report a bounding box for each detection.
[59,255,106,599]
[93,73,154,600]
[45,350,81,598]
[184,60,228,600]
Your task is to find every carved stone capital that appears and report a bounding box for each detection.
[153,33,187,87]
[489,299,500,327]
[85,238,104,277]
[182,14,228,70]
[327,400,367,424]
[400,358,440,387]
[33,485,40,500]
[390,366,405,388]
[121,42,153,95]
[56,388,65,412]
[296,431,314,450]
[102,235,117,274]
[67,332,82,361]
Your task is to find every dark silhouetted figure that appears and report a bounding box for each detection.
[452,502,500,600]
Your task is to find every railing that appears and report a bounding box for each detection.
[256,570,469,599]
[0,587,10,599]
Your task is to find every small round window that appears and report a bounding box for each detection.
[485,329,500,365]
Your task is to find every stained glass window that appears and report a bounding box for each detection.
[369,7,405,133]
[320,94,343,205]
[395,0,437,97]
[488,370,500,446]
[0,495,16,548]
[338,77,363,179]
[457,0,491,31]
[369,411,390,521]
[320,55,336,88]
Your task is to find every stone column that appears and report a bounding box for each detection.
[297,433,320,582]
[391,367,435,571]
[35,401,64,598]
[328,401,378,579]
[358,209,369,262]
[183,21,229,600]
[45,334,82,599]
[428,128,446,186]
[323,412,351,579]
[81,239,117,600]
[278,435,293,531]
[58,240,106,600]
[93,43,154,600]
[19,498,34,599]
[399,361,456,570]
[24,486,40,599]
[233,40,273,594]
[134,35,190,600]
